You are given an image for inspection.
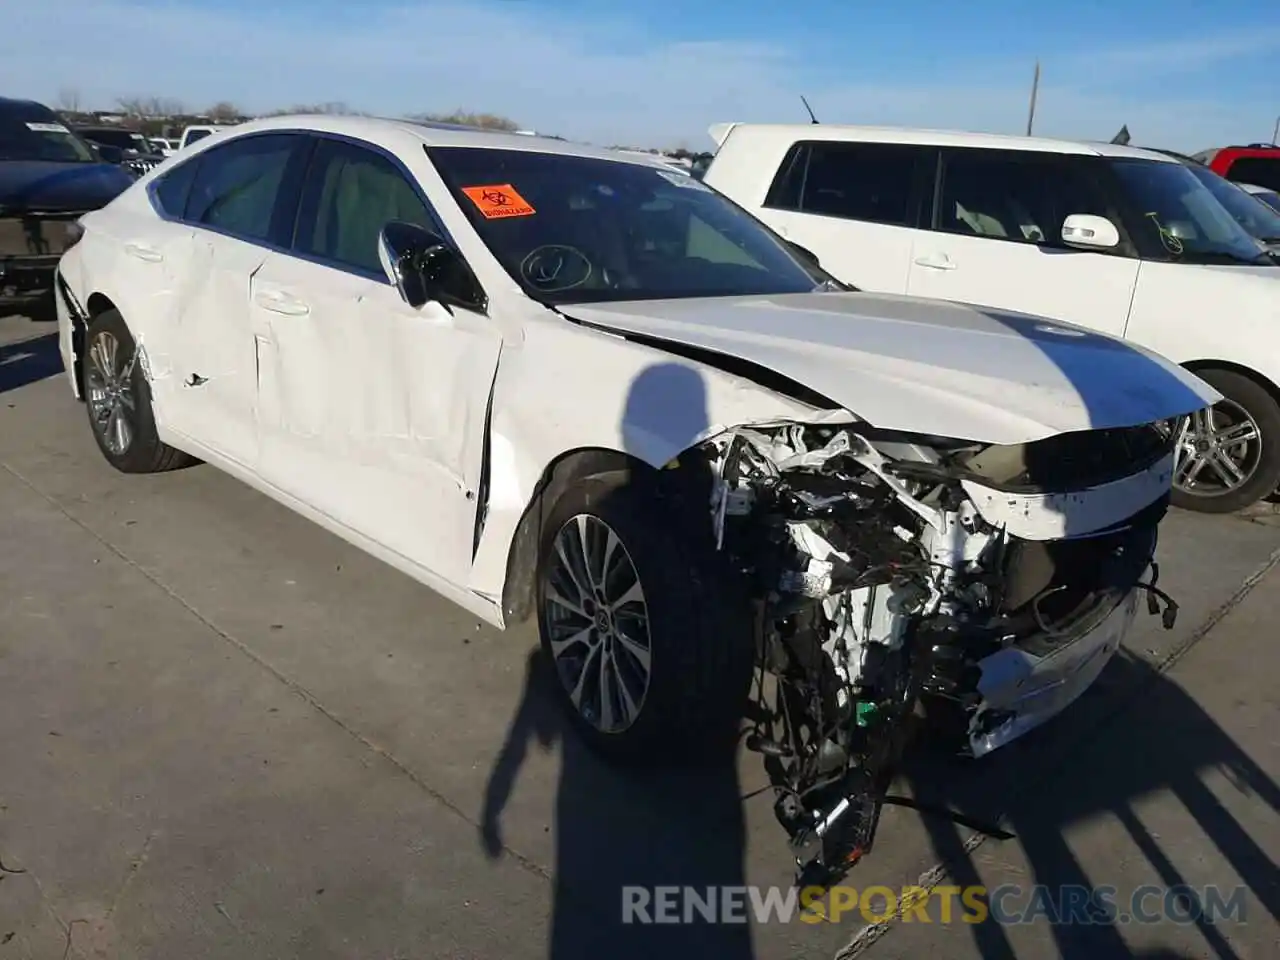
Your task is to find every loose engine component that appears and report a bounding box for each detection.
[686,421,1179,889]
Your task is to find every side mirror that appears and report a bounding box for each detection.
[377,220,485,312]
[1061,213,1120,250]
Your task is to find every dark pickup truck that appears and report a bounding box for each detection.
[1,96,134,309]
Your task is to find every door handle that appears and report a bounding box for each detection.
[124,241,163,263]
[253,288,310,316]
[913,254,957,271]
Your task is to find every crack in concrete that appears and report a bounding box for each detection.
[831,539,1280,959]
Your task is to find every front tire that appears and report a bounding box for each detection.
[83,309,195,474]
[1170,369,1280,514]
[535,473,754,765]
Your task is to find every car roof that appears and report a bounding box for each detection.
[218,114,677,168]
[707,122,1180,162]
[0,96,60,119]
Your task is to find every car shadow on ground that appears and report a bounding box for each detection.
[0,331,63,396]
[897,650,1277,960]
[481,645,756,959]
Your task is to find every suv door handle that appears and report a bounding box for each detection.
[254,288,310,316]
[124,241,163,263]
[913,253,957,271]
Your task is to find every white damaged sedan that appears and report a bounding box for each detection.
[53,115,1218,885]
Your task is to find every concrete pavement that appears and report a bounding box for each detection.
[0,311,1276,959]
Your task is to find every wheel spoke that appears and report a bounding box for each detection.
[545,582,588,619]
[548,625,593,660]
[554,536,592,606]
[1176,453,1209,487]
[609,578,644,613]
[1214,421,1259,447]
[597,650,615,732]
[1208,451,1246,487]
[567,642,602,709]
[614,630,651,673]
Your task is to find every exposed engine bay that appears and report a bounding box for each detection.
[685,418,1182,888]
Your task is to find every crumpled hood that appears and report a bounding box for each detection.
[0,160,134,212]
[560,290,1221,445]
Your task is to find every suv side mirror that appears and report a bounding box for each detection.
[1061,213,1120,249]
[377,221,486,312]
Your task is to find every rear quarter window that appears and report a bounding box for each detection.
[151,157,200,219]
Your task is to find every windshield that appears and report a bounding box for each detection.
[427,146,830,304]
[1110,159,1271,265]
[1184,164,1280,242]
[1252,188,1280,214]
[0,112,96,163]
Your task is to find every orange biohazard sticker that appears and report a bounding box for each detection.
[461,184,536,219]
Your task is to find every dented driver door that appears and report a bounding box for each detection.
[249,251,502,588]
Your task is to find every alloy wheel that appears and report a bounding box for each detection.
[85,331,137,457]
[541,514,653,734]
[1171,401,1262,497]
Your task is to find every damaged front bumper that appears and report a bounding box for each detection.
[686,416,1184,889]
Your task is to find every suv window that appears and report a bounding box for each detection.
[294,138,436,275]
[764,141,925,227]
[186,134,302,242]
[1224,157,1280,193]
[936,150,1114,248]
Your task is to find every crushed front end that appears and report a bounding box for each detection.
[683,417,1182,888]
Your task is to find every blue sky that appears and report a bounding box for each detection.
[2,0,1277,150]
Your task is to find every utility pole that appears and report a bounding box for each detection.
[1273,114,1279,145]
[1026,60,1040,136]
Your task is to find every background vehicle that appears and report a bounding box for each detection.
[53,115,1212,887]
[178,124,230,150]
[702,123,1280,514]
[1146,148,1280,257]
[0,96,134,309]
[1240,181,1280,213]
[1194,143,1280,193]
[74,125,165,176]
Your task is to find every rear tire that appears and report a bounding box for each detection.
[1170,369,1280,514]
[535,473,755,765]
[83,309,195,474]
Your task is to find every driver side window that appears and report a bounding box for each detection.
[686,211,765,269]
[293,138,438,276]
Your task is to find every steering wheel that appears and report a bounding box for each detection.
[520,245,628,292]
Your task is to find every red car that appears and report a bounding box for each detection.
[1193,143,1280,192]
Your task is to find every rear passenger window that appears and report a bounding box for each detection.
[764,141,924,227]
[186,134,302,242]
[294,138,436,275]
[937,151,1113,248]
[151,158,199,218]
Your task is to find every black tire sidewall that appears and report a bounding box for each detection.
[84,310,166,473]
[534,473,754,765]
[1171,369,1280,514]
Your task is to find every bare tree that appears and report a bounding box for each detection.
[207,101,241,123]
[57,87,82,112]
[411,110,519,132]
[261,101,363,117]
[116,96,147,117]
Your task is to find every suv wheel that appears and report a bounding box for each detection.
[1170,369,1280,514]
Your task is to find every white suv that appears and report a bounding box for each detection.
[702,123,1280,513]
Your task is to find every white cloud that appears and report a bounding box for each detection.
[0,0,1272,151]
